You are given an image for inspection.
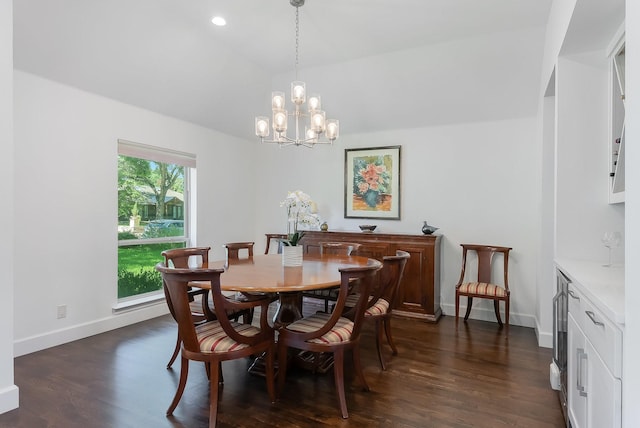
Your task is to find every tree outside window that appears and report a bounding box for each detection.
[117,149,192,300]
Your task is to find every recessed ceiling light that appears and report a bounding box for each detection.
[211,16,226,26]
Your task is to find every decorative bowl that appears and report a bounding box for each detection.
[359,225,377,232]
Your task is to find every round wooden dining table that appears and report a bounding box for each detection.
[198,253,381,327]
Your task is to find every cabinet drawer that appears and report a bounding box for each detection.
[581,296,623,378]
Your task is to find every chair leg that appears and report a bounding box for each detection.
[324,299,329,313]
[243,308,254,325]
[455,292,460,323]
[383,316,398,356]
[332,349,349,419]
[493,300,503,326]
[352,345,370,392]
[167,356,189,416]
[374,319,386,371]
[265,344,276,403]
[209,361,220,428]
[505,297,510,328]
[166,332,181,368]
[464,297,473,320]
[277,342,289,396]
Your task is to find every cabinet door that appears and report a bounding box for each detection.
[568,314,587,428]
[586,339,622,427]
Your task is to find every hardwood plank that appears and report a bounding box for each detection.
[0,308,564,427]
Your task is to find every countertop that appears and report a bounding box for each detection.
[555,258,625,325]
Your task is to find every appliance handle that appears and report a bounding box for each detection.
[577,348,588,397]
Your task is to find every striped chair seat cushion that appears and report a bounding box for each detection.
[285,312,354,344]
[459,282,507,297]
[195,321,261,353]
[344,294,390,316]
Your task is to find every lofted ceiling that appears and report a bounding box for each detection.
[12,0,600,140]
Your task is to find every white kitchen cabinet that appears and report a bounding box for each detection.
[567,282,622,428]
[608,27,625,204]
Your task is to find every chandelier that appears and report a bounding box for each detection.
[255,0,339,148]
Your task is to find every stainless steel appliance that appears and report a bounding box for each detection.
[551,269,570,425]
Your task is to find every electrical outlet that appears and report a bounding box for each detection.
[57,304,67,319]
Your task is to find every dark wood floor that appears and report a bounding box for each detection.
[0,305,564,428]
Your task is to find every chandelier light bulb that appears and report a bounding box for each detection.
[307,95,321,112]
[291,81,306,105]
[326,119,339,140]
[255,117,270,138]
[272,92,285,110]
[273,109,288,133]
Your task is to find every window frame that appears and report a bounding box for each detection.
[116,139,196,305]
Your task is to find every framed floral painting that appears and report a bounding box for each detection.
[344,146,401,219]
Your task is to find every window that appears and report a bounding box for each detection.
[117,140,195,300]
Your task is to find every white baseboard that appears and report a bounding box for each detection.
[440,303,536,329]
[14,302,169,357]
[440,303,553,348]
[535,319,553,349]
[0,385,19,415]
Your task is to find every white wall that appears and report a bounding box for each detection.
[0,0,18,415]
[253,117,542,328]
[12,71,257,356]
[623,0,639,425]
[555,52,625,262]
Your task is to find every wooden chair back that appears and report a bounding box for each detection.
[162,246,210,268]
[319,241,362,256]
[264,233,287,254]
[224,242,255,264]
[457,244,511,290]
[368,250,410,312]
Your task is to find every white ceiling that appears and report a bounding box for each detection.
[12,0,620,140]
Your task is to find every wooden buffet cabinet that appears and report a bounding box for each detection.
[299,230,442,322]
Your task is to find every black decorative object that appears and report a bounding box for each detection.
[422,221,438,235]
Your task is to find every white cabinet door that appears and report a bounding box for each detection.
[568,314,587,428]
[586,339,622,427]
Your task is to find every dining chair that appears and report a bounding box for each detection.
[224,242,278,323]
[344,250,410,370]
[223,241,254,262]
[162,247,252,368]
[161,247,213,368]
[277,262,381,419]
[302,242,362,313]
[264,233,287,254]
[155,263,276,428]
[454,244,513,327]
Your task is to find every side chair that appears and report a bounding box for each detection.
[454,244,513,327]
[301,242,362,313]
[161,247,213,368]
[344,250,410,370]
[156,263,276,428]
[277,262,381,419]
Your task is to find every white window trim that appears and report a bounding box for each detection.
[117,139,196,305]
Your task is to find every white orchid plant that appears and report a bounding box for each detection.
[280,190,320,246]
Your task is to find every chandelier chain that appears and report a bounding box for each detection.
[295,6,299,81]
